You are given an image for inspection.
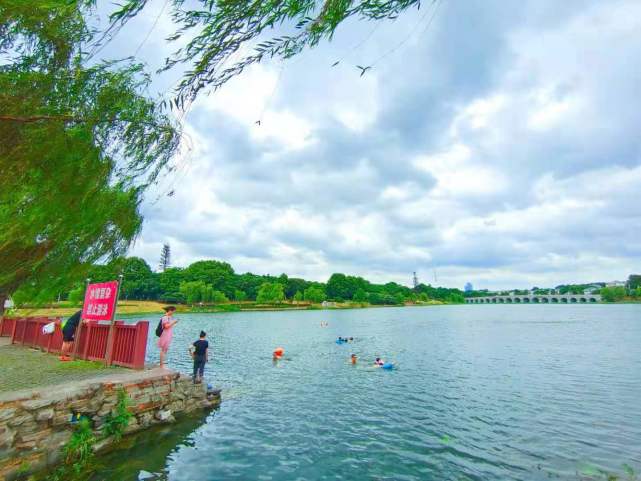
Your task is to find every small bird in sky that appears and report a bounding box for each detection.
[356,65,372,77]
[331,60,340,67]
[255,120,261,126]
[167,190,175,197]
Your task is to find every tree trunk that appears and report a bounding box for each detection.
[0,292,7,317]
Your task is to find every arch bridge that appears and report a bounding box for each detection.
[465,294,601,304]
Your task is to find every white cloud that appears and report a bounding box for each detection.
[194,65,315,150]
[122,0,641,290]
[413,144,507,197]
[526,88,579,131]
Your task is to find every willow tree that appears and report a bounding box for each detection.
[111,0,429,104]
[0,1,180,312]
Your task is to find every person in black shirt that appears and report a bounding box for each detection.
[189,331,209,383]
[60,310,85,361]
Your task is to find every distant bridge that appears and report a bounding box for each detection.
[465,294,601,304]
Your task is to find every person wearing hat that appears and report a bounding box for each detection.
[273,347,284,361]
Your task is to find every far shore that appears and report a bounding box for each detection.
[7,299,447,318]
[7,298,637,319]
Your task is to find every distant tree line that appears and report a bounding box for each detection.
[599,275,641,302]
[53,258,466,306]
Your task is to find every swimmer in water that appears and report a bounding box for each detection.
[351,354,357,364]
[374,357,384,367]
[273,347,284,361]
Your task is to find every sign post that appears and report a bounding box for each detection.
[104,274,123,366]
[70,278,91,360]
[82,278,121,366]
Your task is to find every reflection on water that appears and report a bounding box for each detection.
[92,305,641,480]
[89,411,212,481]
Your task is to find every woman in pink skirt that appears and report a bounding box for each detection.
[158,306,178,368]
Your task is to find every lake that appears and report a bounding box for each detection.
[91,305,641,480]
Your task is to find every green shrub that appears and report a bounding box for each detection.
[103,388,132,441]
[47,417,96,480]
[67,286,84,306]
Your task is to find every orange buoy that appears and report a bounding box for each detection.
[273,347,284,358]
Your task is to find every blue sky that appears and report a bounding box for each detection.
[101,0,641,289]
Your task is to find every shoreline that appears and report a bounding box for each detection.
[8,300,448,318]
[8,299,638,319]
[0,366,220,480]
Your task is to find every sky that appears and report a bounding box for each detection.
[102,0,640,290]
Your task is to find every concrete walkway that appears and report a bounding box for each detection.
[0,337,134,396]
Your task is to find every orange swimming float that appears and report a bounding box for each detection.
[273,347,285,358]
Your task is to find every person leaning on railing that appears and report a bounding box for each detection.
[58,310,87,361]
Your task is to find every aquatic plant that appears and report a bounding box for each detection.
[44,389,132,480]
[577,462,638,481]
[45,418,96,481]
[103,388,133,441]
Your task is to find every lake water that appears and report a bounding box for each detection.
[91,305,641,480]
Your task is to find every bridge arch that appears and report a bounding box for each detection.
[469,294,600,304]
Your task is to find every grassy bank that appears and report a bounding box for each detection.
[11,300,169,318]
[8,299,447,318]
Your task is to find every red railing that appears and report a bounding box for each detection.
[111,321,149,369]
[0,316,17,337]
[6,316,149,369]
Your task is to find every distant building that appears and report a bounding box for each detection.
[464,282,473,293]
[583,285,602,294]
[606,281,626,287]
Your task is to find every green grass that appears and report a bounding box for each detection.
[58,360,107,371]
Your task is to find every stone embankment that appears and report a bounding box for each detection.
[0,368,220,480]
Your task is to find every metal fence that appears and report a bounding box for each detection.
[0,316,149,369]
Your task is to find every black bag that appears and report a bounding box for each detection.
[155,318,164,337]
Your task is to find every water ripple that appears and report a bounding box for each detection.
[91,305,641,481]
